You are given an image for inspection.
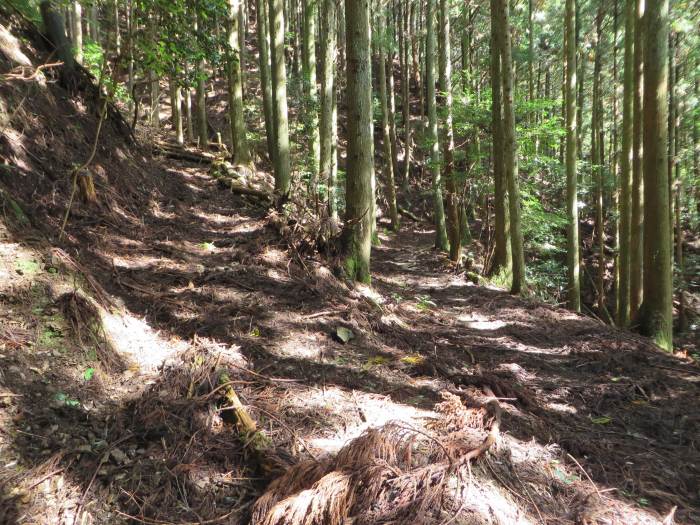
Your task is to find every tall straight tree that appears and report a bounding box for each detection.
[490,0,511,278]
[425,0,449,252]
[400,0,411,192]
[618,0,634,326]
[71,1,83,65]
[564,0,580,311]
[342,0,374,283]
[302,0,321,190]
[170,76,184,146]
[269,0,291,199]
[227,0,251,164]
[320,0,338,226]
[630,0,644,317]
[494,0,525,294]
[195,9,208,148]
[592,7,605,314]
[438,0,460,262]
[640,0,672,351]
[377,7,399,231]
[256,0,275,161]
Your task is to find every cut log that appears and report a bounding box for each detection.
[153,141,216,164]
[218,179,272,200]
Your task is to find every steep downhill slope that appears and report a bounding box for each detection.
[1,9,699,525]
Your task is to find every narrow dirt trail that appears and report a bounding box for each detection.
[90,157,699,522]
[79,158,700,522]
[2,154,699,523]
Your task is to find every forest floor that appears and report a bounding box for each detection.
[1,10,699,524]
[1,150,699,524]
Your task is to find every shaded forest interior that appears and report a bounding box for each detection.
[0,0,698,524]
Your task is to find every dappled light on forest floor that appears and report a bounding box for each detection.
[0,4,698,521]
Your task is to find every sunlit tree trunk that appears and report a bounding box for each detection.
[126,0,135,121]
[592,7,606,316]
[87,4,98,42]
[630,0,644,319]
[495,0,525,294]
[113,0,120,56]
[269,0,291,199]
[400,0,411,192]
[320,0,338,226]
[342,0,374,283]
[227,0,251,164]
[184,85,194,144]
[439,0,459,262]
[640,0,672,351]
[150,69,160,130]
[425,0,449,252]
[377,8,399,231]
[565,0,580,311]
[490,0,511,278]
[256,0,275,160]
[618,0,634,326]
[71,1,83,65]
[387,44,400,191]
[238,0,247,95]
[302,0,320,194]
[170,76,184,146]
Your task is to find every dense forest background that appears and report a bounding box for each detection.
[5,0,700,349]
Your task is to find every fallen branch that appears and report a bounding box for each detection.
[398,205,420,222]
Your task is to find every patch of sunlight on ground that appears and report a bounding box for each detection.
[457,313,508,331]
[261,247,288,265]
[184,182,206,193]
[546,402,578,414]
[306,387,435,454]
[454,475,537,525]
[275,332,323,359]
[101,309,186,371]
[191,210,241,225]
[108,253,163,270]
[266,267,291,282]
[356,284,385,305]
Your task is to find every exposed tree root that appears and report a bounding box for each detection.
[250,388,502,525]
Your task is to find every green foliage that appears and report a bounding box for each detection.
[415,294,436,311]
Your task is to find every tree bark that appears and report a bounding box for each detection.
[302,0,320,194]
[71,1,83,65]
[495,0,525,294]
[195,10,209,148]
[342,0,374,283]
[170,76,184,146]
[490,0,511,278]
[377,8,399,231]
[640,0,672,351]
[320,0,338,227]
[592,7,606,316]
[269,0,291,199]
[227,0,251,164]
[400,0,411,192]
[439,0,460,262]
[618,0,634,326]
[256,0,275,160]
[425,0,449,252]
[630,0,644,318]
[565,0,580,311]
